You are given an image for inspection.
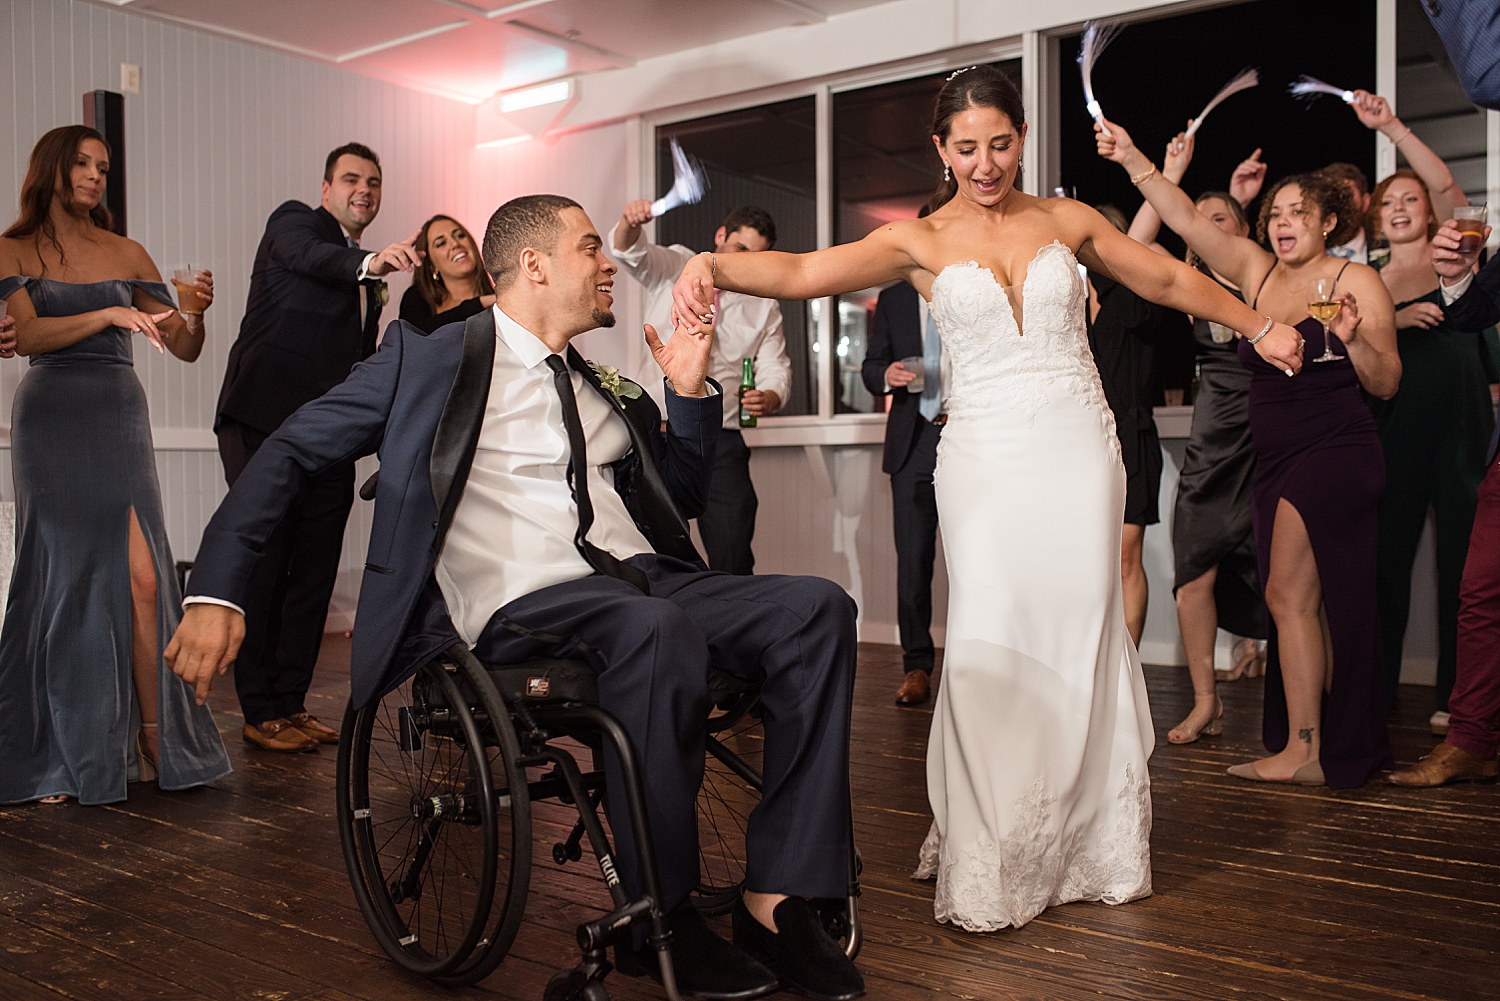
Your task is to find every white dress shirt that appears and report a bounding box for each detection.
[1328,229,1369,265]
[609,222,793,428]
[434,306,655,645]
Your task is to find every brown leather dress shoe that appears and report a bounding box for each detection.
[1387,742,1499,787]
[243,719,319,753]
[895,670,931,706]
[289,712,341,744]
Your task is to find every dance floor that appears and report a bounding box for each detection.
[1,638,1495,1001]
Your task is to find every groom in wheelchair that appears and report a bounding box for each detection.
[166,194,864,1001]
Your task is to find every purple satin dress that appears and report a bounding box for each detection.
[1238,311,1393,788]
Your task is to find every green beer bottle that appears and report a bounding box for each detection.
[738,357,757,428]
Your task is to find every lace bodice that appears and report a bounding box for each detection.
[929,242,1113,437]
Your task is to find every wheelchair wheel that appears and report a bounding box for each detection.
[337,655,530,983]
[692,690,764,916]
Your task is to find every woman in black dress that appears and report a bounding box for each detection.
[1367,168,1496,724]
[1124,132,1267,743]
[397,214,494,333]
[1102,119,1401,788]
[0,126,230,804]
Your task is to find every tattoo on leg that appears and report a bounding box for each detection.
[1298,727,1314,744]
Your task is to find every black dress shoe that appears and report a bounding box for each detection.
[616,902,778,1000]
[732,897,864,1001]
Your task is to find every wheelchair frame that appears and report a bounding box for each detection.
[336,642,861,1000]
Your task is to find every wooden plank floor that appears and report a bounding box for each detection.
[2,638,1495,1001]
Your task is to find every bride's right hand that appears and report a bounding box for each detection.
[1252,321,1304,375]
[102,306,171,352]
[671,252,717,332]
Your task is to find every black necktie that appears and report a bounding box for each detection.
[545,354,650,595]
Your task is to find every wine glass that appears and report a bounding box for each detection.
[1308,278,1343,363]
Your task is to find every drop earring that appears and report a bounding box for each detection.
[943,163,951,183]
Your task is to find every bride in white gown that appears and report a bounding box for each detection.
[670,66,1304,932]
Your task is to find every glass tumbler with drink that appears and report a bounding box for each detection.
[173,266,209,315]
[898,355,925,392]
[1453,205,1488,254]
[1308,277,1344,363]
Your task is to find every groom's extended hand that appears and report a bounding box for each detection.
[645,316,713,398]
[164,603,246,705]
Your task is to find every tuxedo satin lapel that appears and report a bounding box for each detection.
[429,309,495,552]
[568,347,697,560]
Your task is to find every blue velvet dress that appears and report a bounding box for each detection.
[0,276,231,804]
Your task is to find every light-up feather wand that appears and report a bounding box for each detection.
[1078,20,1124,138]
[1185,67,1260,137]
[1287,74,1356,105]
[650,139,709,218]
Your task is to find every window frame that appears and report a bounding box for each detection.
[639,38,1024,433]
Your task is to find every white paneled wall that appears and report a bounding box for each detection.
[0,0,475,621]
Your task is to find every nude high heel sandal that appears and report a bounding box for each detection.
[1168,694,1223,745]
[137,722,159,782]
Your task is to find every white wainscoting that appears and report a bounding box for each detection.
[0,0,476,618]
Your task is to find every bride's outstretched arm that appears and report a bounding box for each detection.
[671,224,918,328]
[1071,201,1304,374]
[1095,117,1270,290]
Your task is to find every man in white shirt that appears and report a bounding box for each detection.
[166,195,863,1001]
[611,203,793,574]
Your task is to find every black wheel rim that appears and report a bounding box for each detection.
[693,694,763,915]
[337,661,498,977]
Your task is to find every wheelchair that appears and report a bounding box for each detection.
[335,642,862,1000]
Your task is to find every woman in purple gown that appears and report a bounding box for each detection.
[1099,121,1401,788]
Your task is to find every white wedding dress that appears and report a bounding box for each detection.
[913,241,1155,932]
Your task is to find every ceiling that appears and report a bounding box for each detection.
[97,0,895,104]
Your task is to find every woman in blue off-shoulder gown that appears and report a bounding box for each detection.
[0,125,229,805]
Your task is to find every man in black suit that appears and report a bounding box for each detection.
[167,195,863,1000]
[862,272,944,707]
[214,143,422,752]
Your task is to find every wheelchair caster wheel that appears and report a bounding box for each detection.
[543,966,610,1001]
[553,841,583,865]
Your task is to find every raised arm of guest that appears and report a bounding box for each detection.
[610,199,690,290]
[1229,148,1268,210]
[1097,119,1269,292]
[1127,124,1195,247]
[1097,115,1398,397]
[1348,91,1467,221]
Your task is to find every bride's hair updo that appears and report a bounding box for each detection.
[928,65,1026,213]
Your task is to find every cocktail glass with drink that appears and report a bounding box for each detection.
[1453,205,1488,254]
[1308,277,1343,363]
[173,266,208,315]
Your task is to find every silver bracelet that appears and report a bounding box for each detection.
[1247,315,1274,345]
[706,252,716,282]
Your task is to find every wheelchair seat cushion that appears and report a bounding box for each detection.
[485,658,599,706]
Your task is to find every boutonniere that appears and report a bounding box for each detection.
[372,281,390,308]
[589,362,643,403]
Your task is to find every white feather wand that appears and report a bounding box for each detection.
[1078,20,1123,138]
[1288,74,1355,105]
[651,139,708,218]
[1184,67,1259,137]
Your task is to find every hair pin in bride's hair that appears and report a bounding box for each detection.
[947,65,979,82]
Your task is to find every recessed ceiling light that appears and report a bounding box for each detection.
[498,79,572,113]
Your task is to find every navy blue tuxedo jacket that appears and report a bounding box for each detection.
[188,308,721,707]
[217,202,381,435]
[1444,263,1500,466]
